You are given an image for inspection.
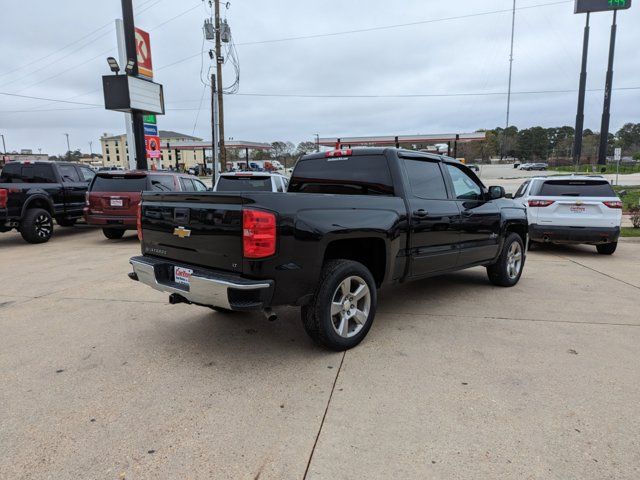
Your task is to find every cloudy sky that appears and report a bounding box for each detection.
[0,0,638,155]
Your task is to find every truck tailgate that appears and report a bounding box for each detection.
[141,192,244,274]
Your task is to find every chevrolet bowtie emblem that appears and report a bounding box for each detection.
[173,226,191,238]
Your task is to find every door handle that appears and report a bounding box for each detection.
[413,209,429,218]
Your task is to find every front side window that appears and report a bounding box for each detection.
[180,178,195,191]
[446,164,482,200]
[404,159,448,199]
[193,180,208,192]
[59,165,80,183]
[514,180,530,198]
[79,167,96,182]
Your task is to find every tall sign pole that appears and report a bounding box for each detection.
[572,12,590,168]
[597,10,617,165]
[115,19,137,171]
[121,0,148,170]
[572,0,632,166]
[215,0,226,171]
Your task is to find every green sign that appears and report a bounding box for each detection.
[575,0,631,13]
[143,114,157,125]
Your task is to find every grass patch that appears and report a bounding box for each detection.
[551,164,640,175]
[621,227,640,238]
[613,186,640,211]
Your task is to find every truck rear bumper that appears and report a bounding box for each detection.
[129,255,274,311]
[85,214,136,228]
[529,224,620,245]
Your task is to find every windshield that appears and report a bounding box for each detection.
[216,176,272,192]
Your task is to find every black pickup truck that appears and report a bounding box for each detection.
[0,161,96,243]
[130,148,528,350]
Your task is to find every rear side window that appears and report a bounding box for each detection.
[91,175,148,192]
[216,176,273,192]
[149,175,175,191]
[536,180,615,197]
[0,163,55,183]
[289,154,394,196]
[59,165,80,183]
[404,159,448,199]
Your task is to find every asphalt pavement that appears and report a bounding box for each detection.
[1,228,639,479]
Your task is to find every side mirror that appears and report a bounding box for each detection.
[489,186,505,200]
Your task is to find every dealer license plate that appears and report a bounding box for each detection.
[174,267,193,287]
[110,198,123,207]
[570,205,586,214]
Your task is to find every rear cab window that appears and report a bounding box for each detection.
[216,176,273,192]
[91,175,149,192]
[289,154,394,196]
[534,180,616,197]
[0,163,55,183]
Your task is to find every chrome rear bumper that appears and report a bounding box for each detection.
[129,256,272,310]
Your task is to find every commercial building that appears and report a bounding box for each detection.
[100,131,204,169]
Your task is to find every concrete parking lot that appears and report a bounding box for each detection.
[1,228,639,479]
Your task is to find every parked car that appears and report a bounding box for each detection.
[84,170,208,239]
[0,161,96,243]
[513,176,622,254]
[521,163,548,171]
[129,148,528,351]
[213,172,289,192]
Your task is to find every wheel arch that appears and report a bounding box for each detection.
[323,237,387,287]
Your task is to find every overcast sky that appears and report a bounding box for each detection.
[0,0,638,155]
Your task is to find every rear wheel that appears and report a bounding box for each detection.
[302,260,376,351]
[596,242,617,255]
[20,208,54,244]
[102,228,126,240]
[487,233,525,287]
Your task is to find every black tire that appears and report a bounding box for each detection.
[20,208,54,244]
[302,259,377,351]
[596,242,617,255]
[102,228,126,240]
[56,218,76,227]
[487,232,525,287]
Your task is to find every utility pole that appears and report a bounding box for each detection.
[121,0,148,170]
[572,12,590,169]
[214,0,226,170]
[211,73,220,182]
[597,10,618,166]
[89,141,93,158]
[64,133,71,161]
[315,133,320,152]
[0,134,6,154]
[502,0,516,161]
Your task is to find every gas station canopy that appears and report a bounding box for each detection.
[318,132,486,147]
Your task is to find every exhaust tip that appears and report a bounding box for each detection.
[263,308,277,322]
[169,293,190,305]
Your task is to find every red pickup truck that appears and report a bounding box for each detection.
[84,171,208,239]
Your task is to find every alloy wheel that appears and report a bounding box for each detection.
[506,241,523,279]
[330,276,371,338]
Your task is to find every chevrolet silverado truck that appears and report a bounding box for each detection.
[129,148,528,350]
[0,161,95,243]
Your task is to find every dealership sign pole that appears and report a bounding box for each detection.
[572,0,632,166]
[115,19,137,171]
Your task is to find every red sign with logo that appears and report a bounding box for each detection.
[145,135,161,159]
[135,28,153,79]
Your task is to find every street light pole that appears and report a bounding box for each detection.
[64,133,71,161]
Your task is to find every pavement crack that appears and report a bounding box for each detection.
[556,255,640,291]
[303,351,346,480]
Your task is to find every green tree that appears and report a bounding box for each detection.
[616,123,640,154]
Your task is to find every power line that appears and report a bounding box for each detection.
[0,91,102,106]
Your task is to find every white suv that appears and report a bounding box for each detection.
[513,176,622,255]
[213,172,289,193]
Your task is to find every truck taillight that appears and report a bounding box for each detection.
[528,199,555,207]
[325,149,352,158]
[603,201,623,209]
[243,208,276,259]
[85,192,90,207]
[0,189,7,209]
[137,203,143,241]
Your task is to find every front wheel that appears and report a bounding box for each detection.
[302,260,377,351]
[102,228,126,240]
[487,233,525,287]
[596,242,617,255]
